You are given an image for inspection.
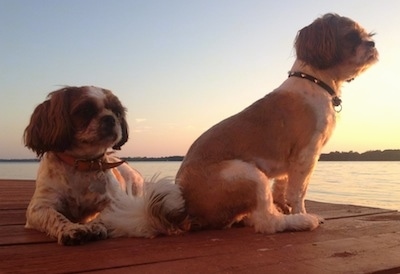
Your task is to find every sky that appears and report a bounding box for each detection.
[1,0,399,159]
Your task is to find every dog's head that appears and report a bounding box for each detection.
[295,13,378,80]
[24,86,129,157]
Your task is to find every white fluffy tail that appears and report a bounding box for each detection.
[101,177,187,238]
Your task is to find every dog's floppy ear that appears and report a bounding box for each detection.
[24,88,74,157]
[295,14,342,69]
[103,89,129,150]
[113,115,128,150]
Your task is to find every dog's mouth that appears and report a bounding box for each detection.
[97,130,120,146]
[74,119,121,150]
[365,46,379,62]
[368,51,379,62]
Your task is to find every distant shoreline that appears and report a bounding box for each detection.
[1,150,400,162]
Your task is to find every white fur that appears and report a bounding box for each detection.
[221,160,320,233]
[220,159,266,183]
[87,86,107,100]
[101,177,186,238]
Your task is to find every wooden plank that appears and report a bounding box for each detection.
[306,200,397,220]
[0,225,54,245]
[88,232,400,274]
[1,179,394,218]
[1,210,398,247]
[1,213,399,273]
[0,180,35,209]
[0,209,26,225]
[0,179,399,274]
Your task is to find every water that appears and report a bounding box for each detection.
[310,162,400,211]
[1,161,399,210]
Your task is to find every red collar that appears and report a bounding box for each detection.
[55,152,125,172]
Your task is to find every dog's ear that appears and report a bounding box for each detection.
[102,89,129,150]
[24,88,74,157]
[112,111,129,150]
[295,14,342,69]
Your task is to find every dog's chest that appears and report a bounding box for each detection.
[63,172,111,222]
[296,91,337,160]
[300,88,336,137]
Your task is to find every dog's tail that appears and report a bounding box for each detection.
[102,177,188,238]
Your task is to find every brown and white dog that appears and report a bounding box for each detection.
[24,86,186,245]
[176,14,378,233]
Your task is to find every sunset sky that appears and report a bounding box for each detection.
[1,1,399,159]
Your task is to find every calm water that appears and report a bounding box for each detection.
[1,161,399,210]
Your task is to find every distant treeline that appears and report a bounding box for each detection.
[126,150,400,162]
[0,158,39,162]
[123,156,184,162]
[1,150,400,162]
[319,149,400,161]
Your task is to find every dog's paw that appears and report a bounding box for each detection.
[315,214,325,224]
[58,223,107,245]
[89,222,108,240]
[274,202,292,214]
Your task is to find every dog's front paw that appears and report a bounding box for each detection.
[315,214,325,224]
[274,202,292,214]
[59,223,107,245]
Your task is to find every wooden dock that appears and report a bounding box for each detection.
[1,179,399,274]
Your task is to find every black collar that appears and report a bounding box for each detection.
[288,71,342,111]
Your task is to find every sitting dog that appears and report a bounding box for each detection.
[176,13,378,233]
[24,86,186,245]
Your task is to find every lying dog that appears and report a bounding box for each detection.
[176,13,378,233]
[24,86,186,245]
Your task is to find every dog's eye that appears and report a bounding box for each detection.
[346,31,362,45]
[71,103,98,130]
[81,107,94,116]
[113,109,123,119]
[105,98,125,119]
[77,105,97,118]
[108,105,124,119]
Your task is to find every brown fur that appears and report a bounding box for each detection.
[24,86,128,157]
[176,13,378,233]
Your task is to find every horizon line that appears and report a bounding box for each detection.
[1,149,400,161]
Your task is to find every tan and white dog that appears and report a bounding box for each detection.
[176,13,378,233]
[24,86,186,245]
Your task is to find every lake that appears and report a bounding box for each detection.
[0,161,399,210]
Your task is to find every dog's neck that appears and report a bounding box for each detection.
[288,71,342,108]
[290,60,344,96]
[289,60,345,111]
[54,152,125,172]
